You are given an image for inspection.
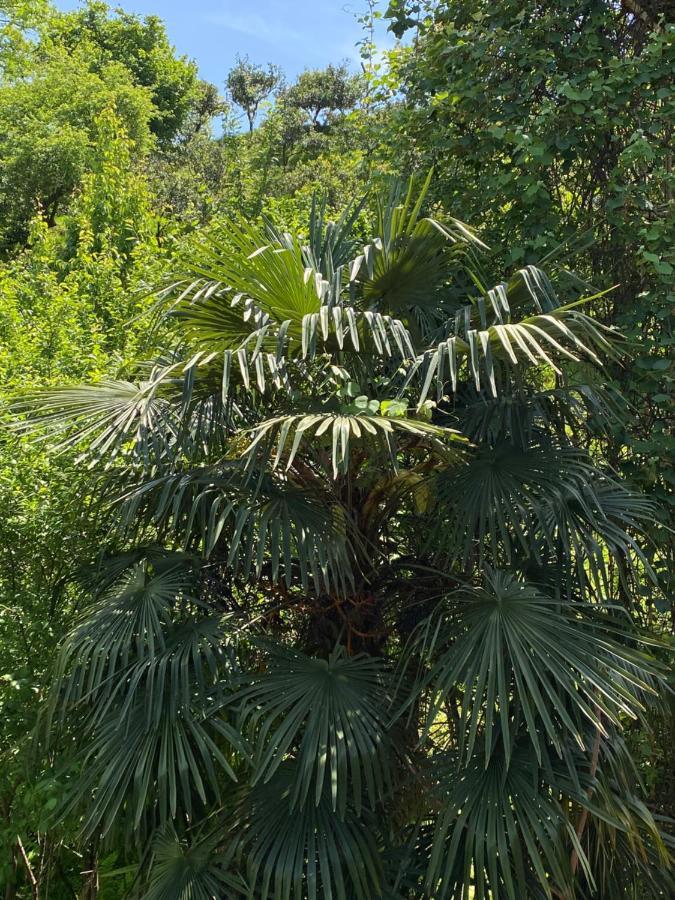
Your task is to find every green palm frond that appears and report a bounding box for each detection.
[145,828,247,900]
[50,561,196,718]
[70,690,241,838]
[170,284,274,351]
[416,300,620,402]
[50,559,246,838]
[11,377,177,460]
[575,733,674,898]
[404,570,660,766]
[242,411,468,478]
[489,264,560,316]
[297,304,416,360]
[176,219,323,323]
[459,380,628,446]
[117,466,355,594]
[10,359,234,466]
[170,286,417,371]
[237,645,391,817]
[431,442,654,585]
[232,762,383,900]
[356,172,487,319]
[426,743,585,900]
[270,190,366,277]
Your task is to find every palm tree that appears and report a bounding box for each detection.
[18,176,672,898]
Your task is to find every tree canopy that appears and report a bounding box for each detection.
[227,54,283,133]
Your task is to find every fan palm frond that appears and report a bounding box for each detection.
[431,442,654,587]
[9,358,236,467]
[50,560,196,718]
[242,410,469,478]
[576,733,674,898]
[426,743,585,900]
[10,378,178,460]
[50,559,246,837]
[232,762,383,900]
[356,172,487,319]
[459,380,628,446]
[237,645,391,817]
[403,569,660,765]
[271,190,366,277]
[170,286,417,370]
[69,690,242,838]
[178,219,324,322]
[145,828,247,900]
[416,300,620,403]
[117,466,355,594]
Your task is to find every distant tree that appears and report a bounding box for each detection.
[149,131,238,223]
[0,45,153,249]
[226,54,282,133]
[44,0,200,144]
[0,0,47,33]
[0,0,48,74]
[183,79,228,137]
[0,0,224,250]
[266,103,309,167]
[284,62,362,125]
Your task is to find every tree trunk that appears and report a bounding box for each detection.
[78,846,98,900]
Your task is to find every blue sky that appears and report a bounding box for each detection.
[54,1,395,88]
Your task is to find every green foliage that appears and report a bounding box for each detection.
[15,178,672,897]
[0,0,216,250]
[0,1,49,75]
[0,107,159,386]
[44,0,200,144]
[0,82,168,900]
[226,55,283,133]
[0,44,154,250]
[1,0,673,896]
[283,63,363,125]
[380,0,674,597]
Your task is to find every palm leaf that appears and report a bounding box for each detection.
[237,645,391,817]
[117,466,355,595]
[356,172,487,318]
[145,828,247,900]
[405,570,660,766]
[431,442,654,587]
[49,559,246,838]
[426,743,585,900]
[242,411,468,478]
[417,301,620,403]
[232,762,382,900]
[574,732,674,898]
[174,219,323,324]
[10,377,178,461]
[269,190,366,276]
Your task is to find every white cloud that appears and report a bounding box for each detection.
[204,11,303,45]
